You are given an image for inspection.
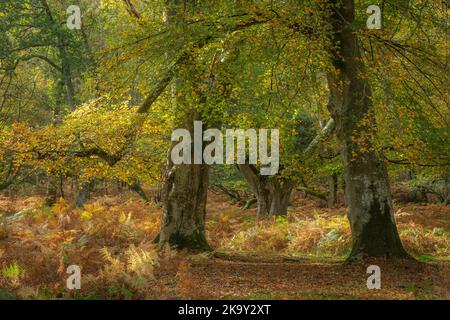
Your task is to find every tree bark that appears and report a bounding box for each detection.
[40,0,76,111]
[75,180,94,209]
[155,0,210,251]
[268,178,295,216]
[297,186,327,201]
[325,0,409,260]
[238,164,294,218]
[327,173,338,208]
[129,180,149,204]
[158,112,211,250]
[156,0,241,250]
[159,161,211,250]
[46,175,63,206]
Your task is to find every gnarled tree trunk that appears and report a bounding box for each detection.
[155,0,211,251]
[159,162,210,250]
[158,112,211,250]
[238,164,294,218]
[326,0,409,260]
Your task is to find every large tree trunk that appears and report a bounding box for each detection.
[268,178,295,216]
[238,164,294,218]
[155,0,210,251]
[158,114,211,250]
[325,0,409,260]
[159,162,211,250]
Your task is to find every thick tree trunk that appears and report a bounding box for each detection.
[156,0,238,250]
[326,0,409,260]
[238,164,294,218]
[159,162,211,250]
[156,74,212,249]
[157,101,211,250]
[268,178,295,216]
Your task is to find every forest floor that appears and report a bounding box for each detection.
[0,190,448,300]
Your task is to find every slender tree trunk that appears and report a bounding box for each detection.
[0,156,16,191]
[46,175,63,206]
[297,186,327,201]
[325,0,409,260]
[75,180,94,209]
[129,180,149,204]
[40,0,75,111]
[444,175,450,205]
[327,173,338,208]
[61,64,76,111]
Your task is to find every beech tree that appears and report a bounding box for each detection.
[2,0,446,262]
[323,0,408,259]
